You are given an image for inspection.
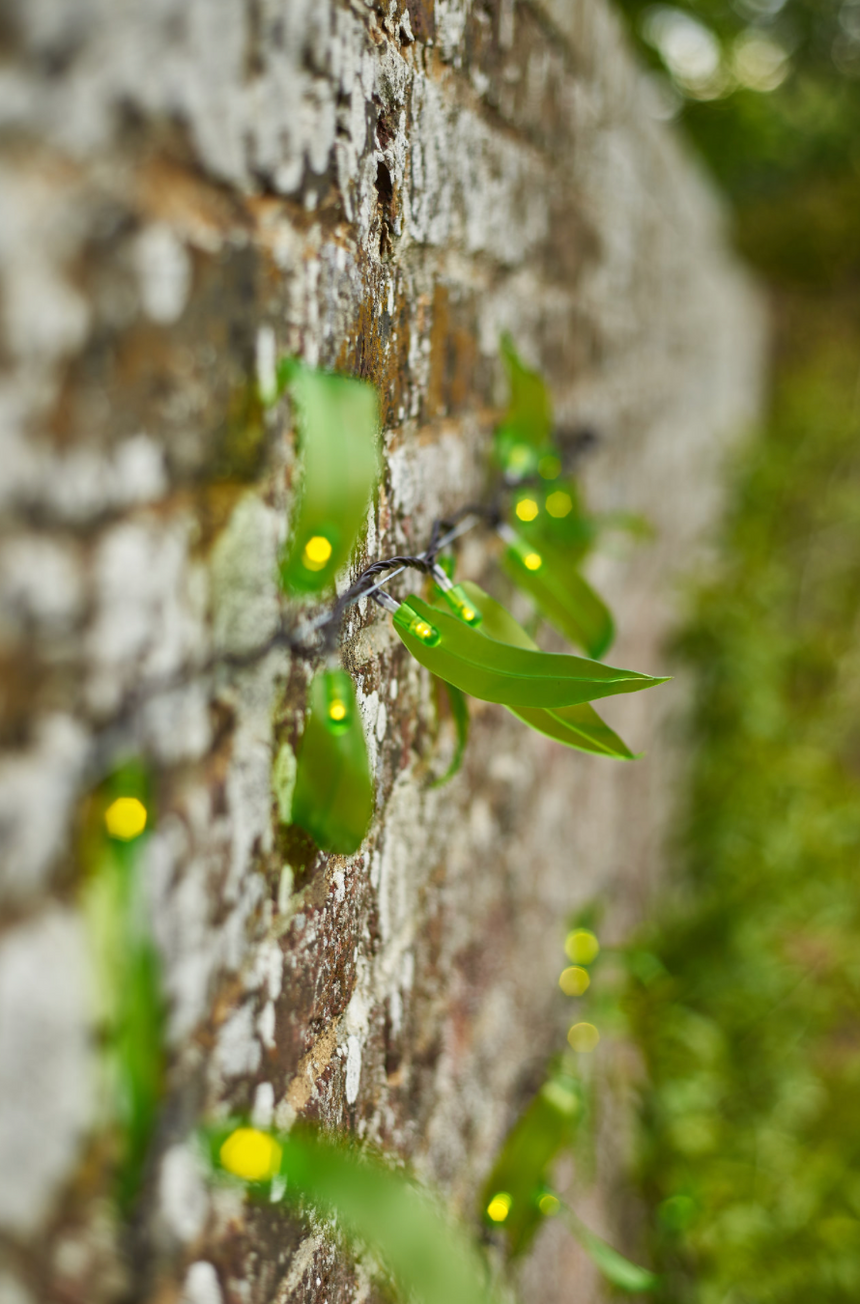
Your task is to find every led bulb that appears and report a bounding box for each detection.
[393,601,441,647]
[323,669,353,735]
[546,490,573,519]
[219,1128,282,1182]
[515,497,539,522]
[509,536,543,572]
[104,796,148,841]
[445,584,483,626]
[301,534,333,572]
[486,1192,513,1223]
[431,566,483,627]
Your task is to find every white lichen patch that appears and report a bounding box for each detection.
[158,1143,209,1246]
[209,495,280,657]
[133,223,193,325]
[182,1261,223,1304]
[344,1034,362,1105]
[0,714,89,903]
[0,908,94,1236]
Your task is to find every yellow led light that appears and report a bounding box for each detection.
[487,1192,513,1223]
[104,796,148,841]
[219,1127,283,1182]
[559,965,590,996]
[538,1193,560,1216]
[393,602,442,647]
[462,607,475,622]
[515,498,539,523]
[567,1021,600,1053]
[328,701,347,722]
[523,552,542,571]
[565,928,600,965]
[302,535,333,571]
[546,490,573,519]
[507,445,531,471]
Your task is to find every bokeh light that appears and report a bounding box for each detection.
[558,965,591,996]
[219,1127,283,1182]
[545,490,573,518]
[104,796,148,841]
[564,929,600,965]
[567,1022,600,1053]
[487,1191,513,1222]
[302,534,333,571]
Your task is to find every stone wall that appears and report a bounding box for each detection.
[0,2,764,1302]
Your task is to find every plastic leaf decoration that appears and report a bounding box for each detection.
[392,595,667,709]
[560,1203,659,1293]
[291,669,373,854]
[501,528,615,659]
[448,581,636,759]
[80,763,164,1212]
[494,333,554,476]
[279,362,380,595]
[480,1070,582,1256]
[430,678,469,788]
[207,1123,503,1304]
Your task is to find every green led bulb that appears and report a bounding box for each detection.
[393,600,442,647]
[503,529,544,573]
[441,582,483,627]
[323,668,354,735]
[431,564,483,627]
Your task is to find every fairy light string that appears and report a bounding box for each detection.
[83,420,602,785]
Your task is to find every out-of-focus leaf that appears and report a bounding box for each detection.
[431,679,469,788]
[81,764,164,1212]
[512,481,594,559]
[501,532,615,658]
[292,669,373,853]
[494,334,554,475]
[480,1071,582,1256]
[279,363,380,595]
[561,1203,659,1293]
[206,1123,503,1304]
[392,596,667,709]
[431,583,637,759]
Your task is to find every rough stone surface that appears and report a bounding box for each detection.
[0,1,764,1301]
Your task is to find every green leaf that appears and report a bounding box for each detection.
[279,364,380,595]
[510,702,638,760]
[392,596,667,710]
[431,679,469,788]
[81,764,165,1212]
[480,1071,582,1256]
[501,532,615,659]
[206,1123,503,1304]
[561,1204,659,1293]
[430,583,638,759]
[292,670,373,854]
[495,334,554,474]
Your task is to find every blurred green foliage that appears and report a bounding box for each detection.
[626,330,860,1300]
[612,6,860,1300]
[615,0,860,287]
